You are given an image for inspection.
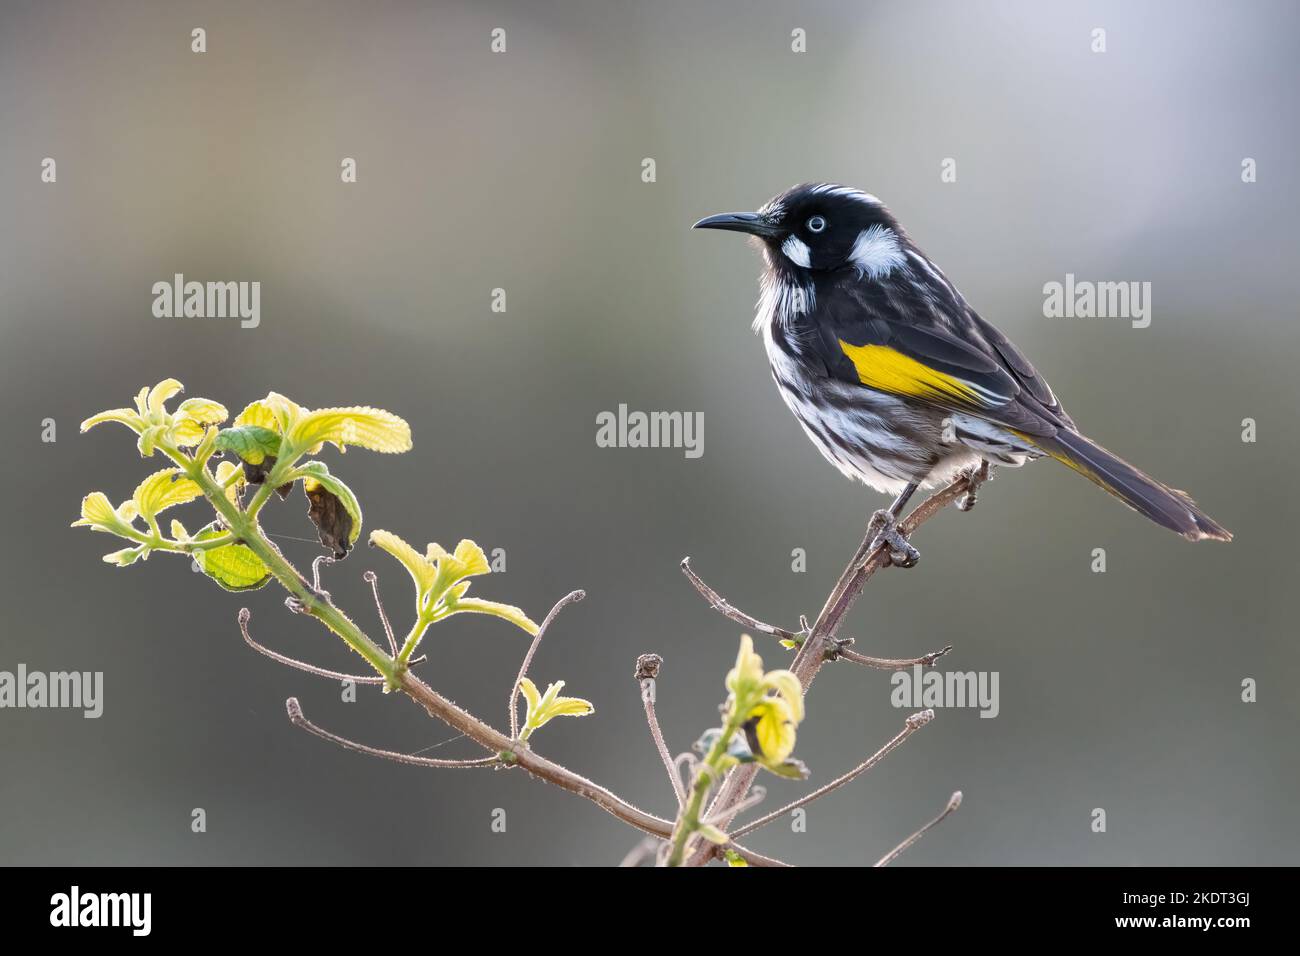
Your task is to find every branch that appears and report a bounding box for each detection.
[508,590,585,739]
[636,654,686,809]
[728,710,934,840]
[286,697,498,768]
[684,471,976,865]
[874,791,964,867]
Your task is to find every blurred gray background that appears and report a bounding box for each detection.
[1,0,1296,866]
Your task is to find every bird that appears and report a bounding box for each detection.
[694,183,1230,564]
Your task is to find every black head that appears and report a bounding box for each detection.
[694,183,905,277]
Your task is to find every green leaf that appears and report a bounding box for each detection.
[214,425,281,466]
[724,849,749,867]
[193,524,272,591]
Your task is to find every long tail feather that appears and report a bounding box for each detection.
[1035,430,1231,542]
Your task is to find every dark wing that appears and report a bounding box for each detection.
[804,251,1073,437]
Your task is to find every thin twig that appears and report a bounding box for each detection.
[618,835,663,867]
[680,558,801,642]
[363,570,398,657]
[839,645,954,670]
[702,785,764,827]
[239,608,384,684]
[874,791,964,867]
[311,554,335,593]
[286,697,498,768]
[508,590,585,739]
[636,654,686,809]
[729,710,935,840]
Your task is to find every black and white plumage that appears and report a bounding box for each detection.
[695,183,1230,542]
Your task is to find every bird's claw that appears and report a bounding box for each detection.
[957,462,992,512]
[868,509,920,569]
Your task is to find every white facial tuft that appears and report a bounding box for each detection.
[781,235,812,268]
[850,225,905,280]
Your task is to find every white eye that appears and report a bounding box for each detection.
[806,216,826,233]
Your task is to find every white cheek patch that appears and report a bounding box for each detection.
[850,225,905,280]
[781,235,811,268]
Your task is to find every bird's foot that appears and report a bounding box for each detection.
[867,509,920,569]
[957,461,992,513]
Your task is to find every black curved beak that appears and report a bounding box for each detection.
[692,211,777,238]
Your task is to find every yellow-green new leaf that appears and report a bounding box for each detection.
[287,406,412,455]
[232,399,281,432]
[743,697,798,768]
[72,492,137,537]
[761,669,804,723]
[102,546,145,567]
[370,529,437,598]
[175,398,228,426]
[80,408,144,434]
[132,468,203,521]
[147,378,184,415]
[445,597,538,635]
[726,634,765,698]
[518,678,594,740]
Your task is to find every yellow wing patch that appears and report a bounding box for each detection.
[838,340,980,405]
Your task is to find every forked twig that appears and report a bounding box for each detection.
[239,608,384,685]
[728,710,934,840]
[683,559,953,670]
[286,697,498,769]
